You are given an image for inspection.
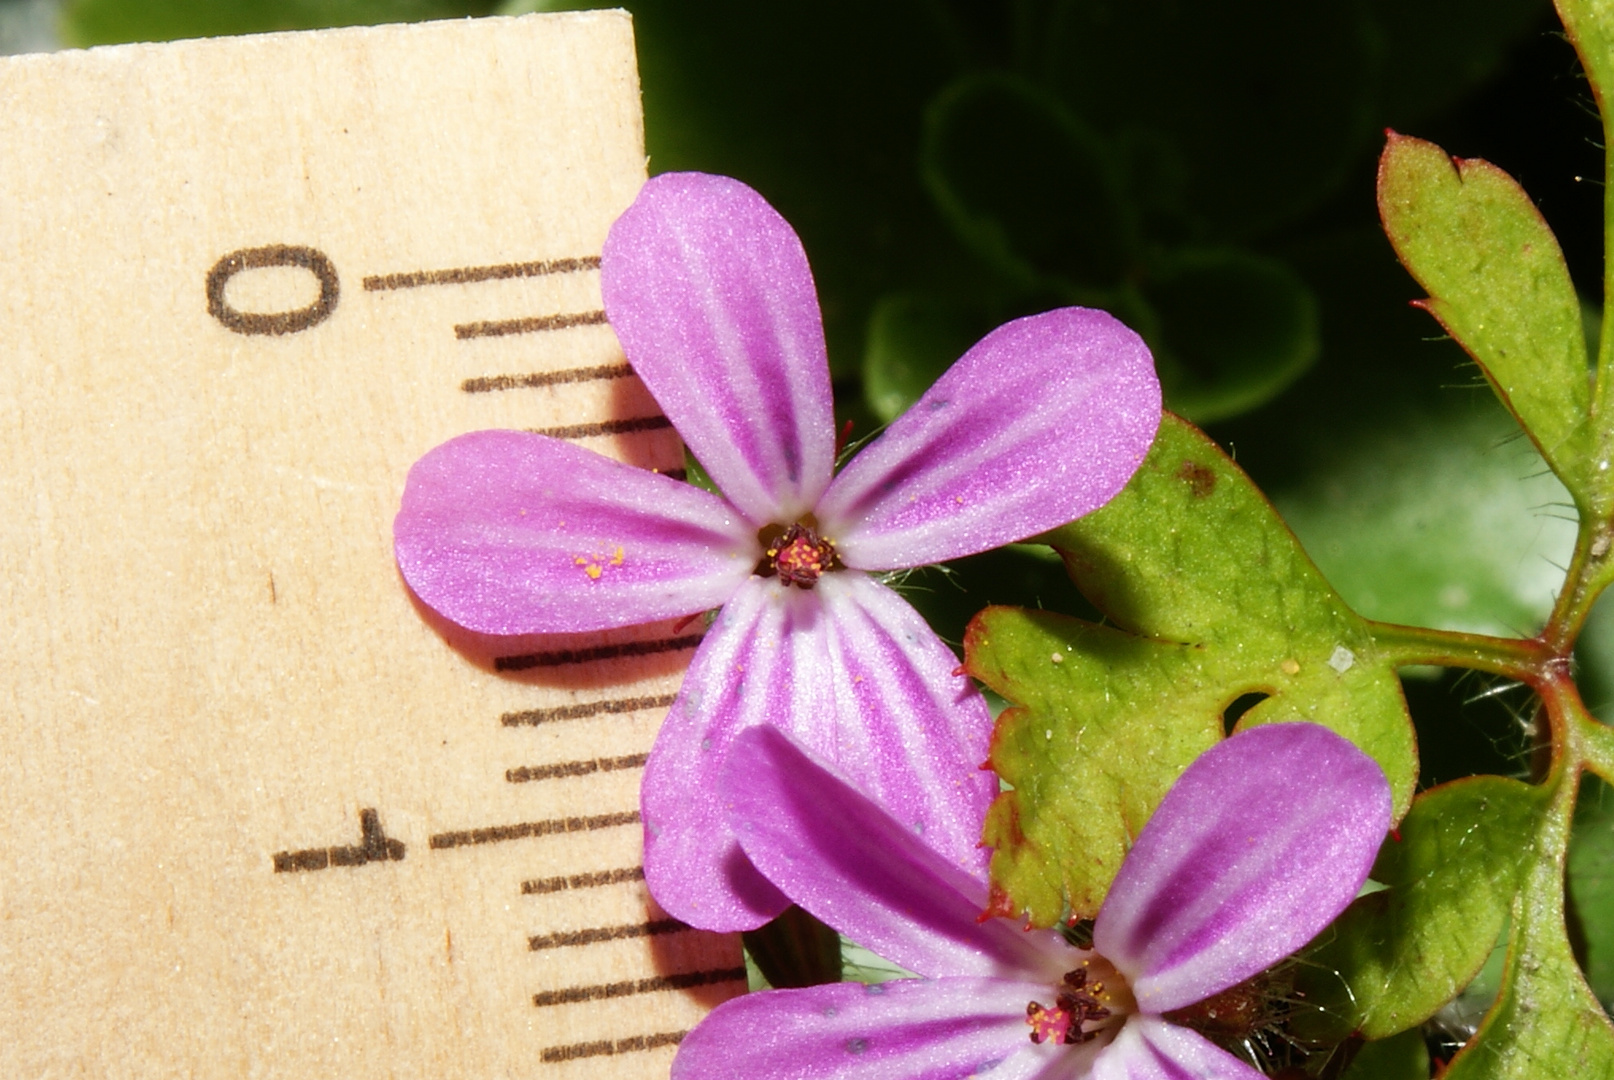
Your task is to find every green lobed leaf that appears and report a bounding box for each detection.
[1144,247,1320,423]
[1377,132,1594,503]
[1570,776,1614,1013]
[1559,0,1614,180]
[1341,1029,1431,1080]
[966,414,1417,925]
[1444,775,1614,1080]
[1558,0,1614,513]
[1293,776,1546,1042]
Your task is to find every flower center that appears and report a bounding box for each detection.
[758,522,839,589]
[1025,958,1131,1047]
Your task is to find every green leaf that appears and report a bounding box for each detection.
[1341,1029,1431,1080]
[921,73,1133,292]
[62,0,493,44]
[1377,132,1594,503]
[1293,776,1546,1042]
[966,414,1417,925]
[1570,776,1614,1012]
[1274,403,1576,638]
[740,905,842,990]
[1145,247,1319,423]
[1444,776,1614,1080]
[861,292,982,424]
[1558,0,1614,165]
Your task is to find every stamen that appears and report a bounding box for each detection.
[1024,966,1116,1046]
[1025,1000,1073,1045]
[758,523,838,588]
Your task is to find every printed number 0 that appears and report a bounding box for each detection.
[206,244,339,335]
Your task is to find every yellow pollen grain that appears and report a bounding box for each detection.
[611,546,624,565]
[1281,658,1300,675]
[1050,652,1064,664]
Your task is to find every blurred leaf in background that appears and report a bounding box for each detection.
[0,0,58,53]
[1274,404,1575,640]
[61,0,496,43]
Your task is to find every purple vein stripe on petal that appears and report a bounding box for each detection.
[819,308,1161,570]
[641,577,832,931]
[670,977,1059,1080]
[817,572,997,878]
[394,430,756,635]
[602,173,837,526]
[1093,724,1392,1014]
[723,725,1072,982]
[1093,1017,1267,1080]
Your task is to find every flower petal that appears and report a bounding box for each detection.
[641,577,824,931]
[671,977,1076,1080]
[1091,1016,1266,1080]
[723,724,1072,981]
[394,430,755,634]
[816,572,998,879]
[601,173,837,525]
[642,569,998,931]
[818,308,1160,570]
[1092,723,1392,1014]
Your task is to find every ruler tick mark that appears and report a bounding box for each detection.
[527,414,673,441]
[272,808,404,873]
[362,255,599,291]
[540,1030,689,1063]
[501,692,678,728]
[461,362,634,394]
[456,309,607,340]
[531,966,747,1008]
[494,634,703,673]
[528,917,688,951]
[506,752,647,784]
[428,809,639,851]
[521,865,644,896]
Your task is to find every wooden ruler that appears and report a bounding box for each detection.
[0,14,742,1078]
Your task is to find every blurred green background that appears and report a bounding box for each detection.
[16,0,1614,1014]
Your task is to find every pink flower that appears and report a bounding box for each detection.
[393,173,1161,931]
[673,722,1391,1080]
